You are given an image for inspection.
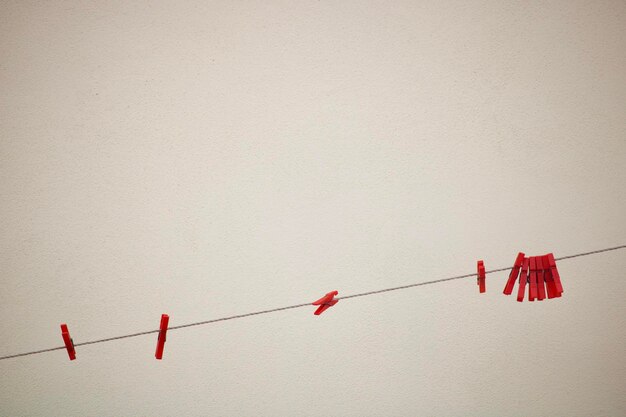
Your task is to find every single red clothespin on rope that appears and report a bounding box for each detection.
[542,254,560,299]
[155,314,169,360]
[528,256,538,301]
[312,291,339,315]
[517,256,529,302]
[60,324,76,361]
[546,253,564,295]
[536,256,546,301]
[477,260,486,293]
[503,252,525,295]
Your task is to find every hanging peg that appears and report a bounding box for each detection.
[517,257,529,302]
[155,314,169,360]
[477,260,486,293]
[60,324,76,361]
[312,291,339,315]
[542,254,560,299]
[546,253,564,295]
[503,252,525,295]
[528,256,538,301]
[536,256,546,301]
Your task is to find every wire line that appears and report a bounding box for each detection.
[1,244,624,362]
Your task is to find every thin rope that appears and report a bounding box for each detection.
[1,244,624,362]
[0,346,67,360]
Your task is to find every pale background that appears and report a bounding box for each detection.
[1,1,625,416]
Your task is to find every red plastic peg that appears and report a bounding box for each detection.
[503,252,525,295]
[546,253,564,295]
[155,314,169,360]
[529,256,538,301]
[542,254,560,299]
[60,324,76,361]
[516,257,529,302]
[477,260,486,293]
[312,291,339,315]
[536,256,546,301]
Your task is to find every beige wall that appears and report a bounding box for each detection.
[1,1,625,416]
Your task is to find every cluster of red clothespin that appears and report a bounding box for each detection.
[59,292,340,361]
[502,252,563,301]
[477,252,564,301]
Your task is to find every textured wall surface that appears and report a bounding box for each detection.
[1,1,625,416]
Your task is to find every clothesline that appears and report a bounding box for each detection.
[1,244,624,362]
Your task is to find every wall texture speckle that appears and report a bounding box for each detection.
[1,1,625,416]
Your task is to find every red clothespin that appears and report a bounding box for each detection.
[477,260,486,293]
[542,254,560,299]
[312,291,339,315]
[528,256,538,301]
[536,255,546,301]
[517,257,529,302]
[504,252,525,295]
[155,314,169,360]
[60,324,76,361]
[546,253,564,295]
